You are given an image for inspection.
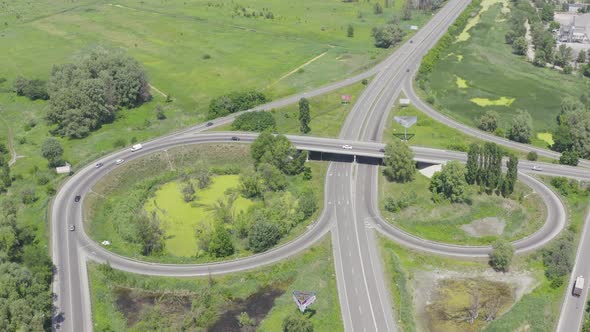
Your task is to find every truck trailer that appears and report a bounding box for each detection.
[573,276,585,296]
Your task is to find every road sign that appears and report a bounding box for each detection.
[394,116,417,141]
[293,291,316,312]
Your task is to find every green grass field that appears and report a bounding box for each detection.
[89,236,342,331]
[379,170,545,245]
[144,175,254,257]
[421,1,590,146]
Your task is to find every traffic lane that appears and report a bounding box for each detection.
[331,163,379,331]
[354,164,398,331]
[556,210,590,332]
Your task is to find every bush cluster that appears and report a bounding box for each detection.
[208,91,267,119]
[231,111,276,132]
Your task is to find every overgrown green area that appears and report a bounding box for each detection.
[89,237,342,331]
[417,0,590,147]
[379,170,545,245]
[87,141,326,263]
[378,176,589,331]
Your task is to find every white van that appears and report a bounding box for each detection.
[130,143,143,152]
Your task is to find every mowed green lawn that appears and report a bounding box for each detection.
[423,2,590,141]
[144,175,253,257]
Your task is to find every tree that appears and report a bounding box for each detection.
[347,24,354,38]
[490,239,514,272]
[48,47,151,138]
[507,110,532,143]
[478,110,499,132]
[533,49,547,67]
[527,151,538,161]
[248,221,281,253]
[13,77,49,100]
[41,137,64,167]
[251,132,306,175]
[136,212,165,255]
[429,161,470,203]
[543,230,575,287]
[559,150,579,166]
[373,2,383,14]
[208,224,235,257]
[511,37,527,55]
[402,0,412,20]
[258,163,287,191]
[501,154,518,197]
[298,98,311,134]
[541,4,554,22]
[465,143,480,185]
[383,140,415,182]
[194,163,211,189]
[372,23,405,48]
[577,50,587,64]
[554,44,573,67]
[282,314,314,332]
[297,189,317,219]
[552,110,590,159]
[240,169,264,198]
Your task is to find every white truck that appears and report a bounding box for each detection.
[130,143,143,152]
[573,276,585,296]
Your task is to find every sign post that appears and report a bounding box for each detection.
[393,116,417,141]
[292,291,317,313]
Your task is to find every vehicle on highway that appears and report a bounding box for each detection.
[342,145,353,150]
[95,162,103,168]
[231,136,240,141]
[379,148,385,152]
[130,143,143,152]
[115,159,124,165]
[410,40,413,43]
[206,122,213,127]
[69,225,75,231]
[74,195,81,202]
[532,165,542,171]
[573,276,585,296]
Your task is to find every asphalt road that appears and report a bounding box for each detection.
[51,132,584,331]
[557,210,590,332]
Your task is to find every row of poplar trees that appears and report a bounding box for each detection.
[465,142,518,197]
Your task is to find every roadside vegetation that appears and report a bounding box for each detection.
[379,141,544,245]
[89,237,342,331]
[88,138,323,263]
[416,0,590,153]
[379,177,589,331]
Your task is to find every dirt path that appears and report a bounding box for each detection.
[0,114,23,167]
[148,84,167,98]
[524,19,535,62]
[268,51,328,88]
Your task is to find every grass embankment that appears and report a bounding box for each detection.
[378,177,590,332]
[89,237,342,332]
[378,171,545,245]
[418,0,590,148]
[213,81,368,137]
[86,143,327,263]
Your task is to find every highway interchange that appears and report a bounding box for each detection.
[51,0,590,330]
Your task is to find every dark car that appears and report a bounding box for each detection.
[410,40,413,43]
[95,162,104,168]
[74,195,81,202]
[206,122,213,127]
[231,136,240,141]
[379,148,385,153]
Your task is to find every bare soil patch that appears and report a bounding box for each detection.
[461,217,506,237]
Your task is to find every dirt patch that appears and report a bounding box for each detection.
[115,287,191,327]
[209,287,285,331]
[413,269,538,332]
[461,217,506,237]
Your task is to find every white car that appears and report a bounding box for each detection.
[115,159,124,165]
[532,165,542,171]
[130,143,143,152]
[69,225,75,231]
[342,145,353,150]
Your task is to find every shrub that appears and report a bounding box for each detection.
[208,91,267,119]
[489,239,514,272]
[14,76,49,100]
[542,230,574,288]
[527,151,538,161]
[559,150,579,166]
[113,138,127,148]
[231,111,276,132]
[248,222,281,253]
